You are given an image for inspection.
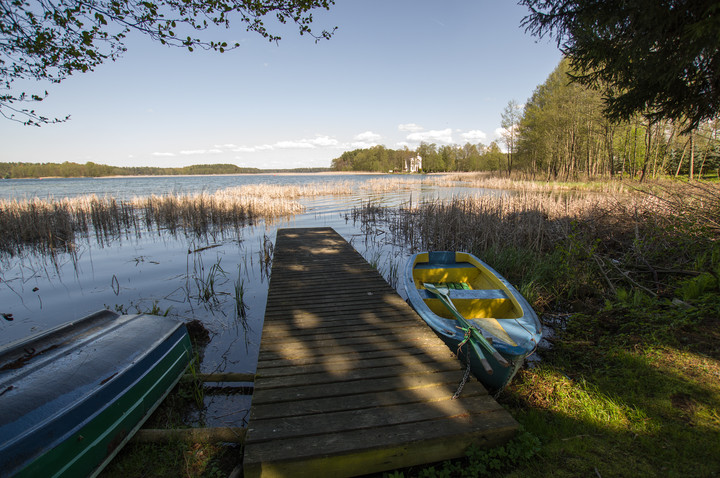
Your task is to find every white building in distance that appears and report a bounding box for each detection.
[405,155,422,173]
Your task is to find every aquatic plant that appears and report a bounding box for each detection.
[0,187,308,256]
[259,234,274,281]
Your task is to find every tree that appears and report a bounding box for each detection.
[500,99,522,174]
[1,0,336,125]
[520,0,720,131]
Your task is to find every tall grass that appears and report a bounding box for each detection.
[354,183,719,307]
[438,171,631,194]
[0,183,358,255]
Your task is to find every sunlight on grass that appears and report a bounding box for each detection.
[514,367,648,432]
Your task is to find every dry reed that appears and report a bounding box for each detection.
[219,182,356,199]
[359,177,425,193]
[353,185,713,292]
[0,186,314,255]
[437,172,631,195]
[355,191,619,253]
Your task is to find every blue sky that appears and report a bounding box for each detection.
[1,1,563,170]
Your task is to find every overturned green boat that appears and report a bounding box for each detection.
[404,251,542,392]
[0,310,193,477]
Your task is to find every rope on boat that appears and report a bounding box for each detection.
[456,326,474,357]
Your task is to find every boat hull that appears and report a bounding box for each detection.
[404,251,541,392]
[0,310,193,477]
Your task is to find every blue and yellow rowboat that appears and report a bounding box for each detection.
[404,251,542,392]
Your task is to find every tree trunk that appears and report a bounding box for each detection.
[675,137,690,177]
[689,132,695,180]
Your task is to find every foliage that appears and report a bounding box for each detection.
[515,59,720,180]
[500,100,522,174]
[0,161,336,178]
[331,145,414,172]
[1,0,336,125]
[331,143,505,173]
[520,0,720,131]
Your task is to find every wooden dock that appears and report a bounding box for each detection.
[243,228,518,478]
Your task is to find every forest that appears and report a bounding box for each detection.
[332,59,720,180]
[0,162,331,179]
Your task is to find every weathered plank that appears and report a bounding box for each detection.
[243,227,518,478]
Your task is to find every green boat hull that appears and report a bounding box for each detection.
[0,311,193,477]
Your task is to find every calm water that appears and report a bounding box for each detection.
[0,173,411,201]
[0,173,499,426]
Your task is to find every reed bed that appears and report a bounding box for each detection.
[354,184,716,306]
[437,172,631,195]
[355,191,634,253]
[358,177,425,193]
[132,191,304,236]
[0,187,307,256]
[219,181,356,199]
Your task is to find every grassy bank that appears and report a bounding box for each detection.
[353,180,720,477]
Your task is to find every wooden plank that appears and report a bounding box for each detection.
[244,413,517,478]
[248,381,488,420]
[256,353,458,379]
[244,227,518,478]
[256,346,455,369]
[250,370,472,404]
[246,395,506,442]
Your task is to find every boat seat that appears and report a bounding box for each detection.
[414,262,475,270]
[417,288,509,300]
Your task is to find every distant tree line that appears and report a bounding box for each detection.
[0,162,332,179]
[330,143,506,173]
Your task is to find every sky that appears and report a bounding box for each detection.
[1,1,563,170]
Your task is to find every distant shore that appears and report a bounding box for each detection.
[6,171,395,180]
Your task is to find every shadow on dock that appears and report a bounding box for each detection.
[243,227,518,478]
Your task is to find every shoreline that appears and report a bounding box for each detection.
[5,171,401,180]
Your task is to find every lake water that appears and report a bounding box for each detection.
[0,173,501,427]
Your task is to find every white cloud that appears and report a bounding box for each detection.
[179,149,222,155]
[494,127,508,138]
[273,136,340,150]
[461,130,487,142]
[406,128,453,144]
[354,131,381,142]
[231,146,257,153]
[275,141,316,149]
[350,141,378,149]
[153,134,342,160]
[309,136,339,147]
[398,123,424,132]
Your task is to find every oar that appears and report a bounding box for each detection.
[423,283,510,368]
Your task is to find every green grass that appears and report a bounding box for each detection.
[101,441,238,478]
[380,288,720,478]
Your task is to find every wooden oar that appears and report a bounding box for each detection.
[423,283,510,368]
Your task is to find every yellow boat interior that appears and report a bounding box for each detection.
[412,252,522,321]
